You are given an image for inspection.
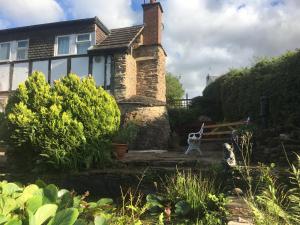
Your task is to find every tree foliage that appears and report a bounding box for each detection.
[192,50,300,126]
[166,72,185,102]
[5,72,120,170]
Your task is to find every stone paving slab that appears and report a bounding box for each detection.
[121,143,224,169]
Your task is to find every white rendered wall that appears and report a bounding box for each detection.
[32,60,49,80]
[92,56,105,86]
[12,62,29,90]
[0,64,10,92]
[51,59,67,83]
[71,57,89,78]
[106,56,111,86]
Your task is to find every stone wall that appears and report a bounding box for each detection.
[119,100,170,150]
[113,53,137,101]
[134,45,166,102]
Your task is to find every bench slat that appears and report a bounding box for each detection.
[204,121,247,129]
[203,131,232,136]
[202,138,231,142]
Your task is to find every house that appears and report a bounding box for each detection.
[0,0,170,149]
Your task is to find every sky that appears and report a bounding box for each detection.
[1,0,300,97]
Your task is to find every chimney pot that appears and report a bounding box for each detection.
[150,0,156,3]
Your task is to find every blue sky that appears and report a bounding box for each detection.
[1,0,300,97]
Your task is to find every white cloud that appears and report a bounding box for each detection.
[0,0,299,98]
[162,0,300,97]
[64,0,138,28]
[0,0,64,26]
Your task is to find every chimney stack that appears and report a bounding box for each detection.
[142,0,163,45]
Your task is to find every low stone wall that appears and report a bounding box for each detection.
[118,97,170,150]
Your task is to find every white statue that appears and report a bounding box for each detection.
[223,143,236,167]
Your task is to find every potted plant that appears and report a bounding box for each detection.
[112,122,139,159]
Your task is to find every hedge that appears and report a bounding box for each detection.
[193,49,300,126]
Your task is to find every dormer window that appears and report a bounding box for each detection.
[16,40,29,60]
[0,42,10,61]
[76,33,91,54]
[57,36,70,55]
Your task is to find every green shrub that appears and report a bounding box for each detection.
[5,72,120,170]
[196,50,300,126]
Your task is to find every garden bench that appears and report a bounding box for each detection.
[185,117,250,155]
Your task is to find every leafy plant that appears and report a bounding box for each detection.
[113,122,139,145]
[235,132,300,225]
[146,170,228,224]
[4,72,120,170]
[0,180,152,225]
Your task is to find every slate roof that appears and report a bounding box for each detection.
[90,25,144,52]
[0,17,110,35]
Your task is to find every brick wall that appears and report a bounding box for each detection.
[142,2,163,45]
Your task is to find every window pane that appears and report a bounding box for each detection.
[18,40,28,48]
[77,42,90,54]
[0,43,10,60]
[57,37,70,55]
[17,49,27,60]
[77,34,90,41]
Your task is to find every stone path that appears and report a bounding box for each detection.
[227,196,253,225]
[121,143,223,170]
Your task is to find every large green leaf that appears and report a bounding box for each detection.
[26,194,43,214]
[0,215,8,224]
[175,200,191,216]
[97,198,113,207]
[34,204,57,225]
[4,218,22,225]
[1,183,22,196]
[17,184,39,205]
[47,208,78,225]
[73,219,86,225]
[94,216,109,225]
[58,191,73,210]
[57,189,69,198]
[0,197,17,216]
[43,185,58,204]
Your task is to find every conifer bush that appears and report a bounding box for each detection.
[4,72,120,170]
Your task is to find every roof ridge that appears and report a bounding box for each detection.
[110,24,144,31]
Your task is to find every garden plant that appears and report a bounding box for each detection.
[3,72,120,170]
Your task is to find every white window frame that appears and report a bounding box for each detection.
[16,39,29,60]
[0,42,11,62]
[55,35,71,56]
[76,33,92,54]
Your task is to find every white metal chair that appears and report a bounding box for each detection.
[185,123,205,155]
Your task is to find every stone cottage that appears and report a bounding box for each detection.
[0,0,170,149]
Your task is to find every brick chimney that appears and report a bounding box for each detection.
[142,0,163,45]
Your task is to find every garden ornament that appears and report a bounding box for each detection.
[185,123,204,155]
[223,143,237,167]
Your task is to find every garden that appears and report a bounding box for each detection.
[0,60,300,224]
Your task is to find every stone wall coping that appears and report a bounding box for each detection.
[118,101,166,107]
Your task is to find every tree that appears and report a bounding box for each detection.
[166,72,185,102]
